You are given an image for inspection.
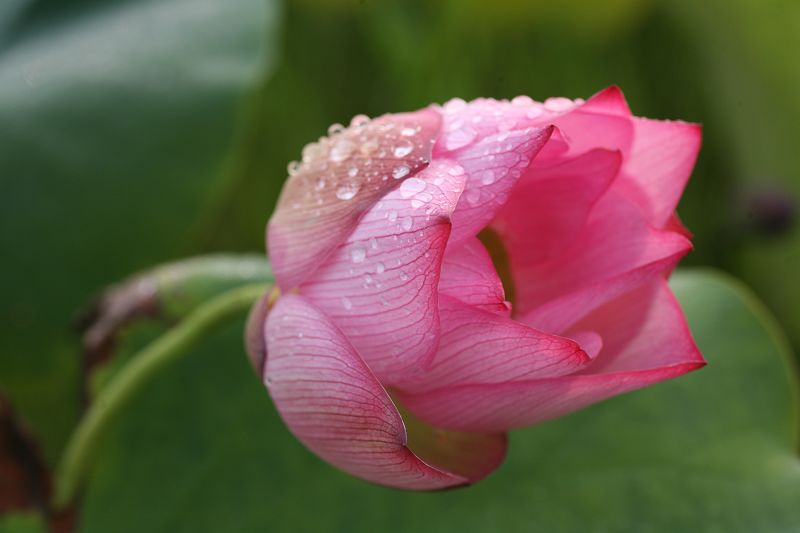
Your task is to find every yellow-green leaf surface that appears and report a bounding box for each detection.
[78,270,800,532]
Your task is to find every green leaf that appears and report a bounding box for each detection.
[0,514,46,533]
[0,0,281,462]
[77,269,800,532]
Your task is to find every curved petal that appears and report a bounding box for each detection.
[615,117,702,227]
[491,148,622,266]
[446,126,555,246]
[267,108,441,290]
[439,237,509,314]
[566,278,705,374]
[579,85,631,116]
[514,190,692,331]
[396,295,591,394]
[264,295,468,490]
[300,160,466,383]
[398,278,704,433]
[397,361,703,433]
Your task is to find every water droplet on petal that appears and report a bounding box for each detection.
[481,170,496,185]
[411,192,433,209]
[328,123,345,136]
[350,244,367,263]
[392,164,411,179]
[511,95,534,107]
[466,188,481,204]
[444,126,477,151]
[376,262,385,274]
[399,177,427,198]
[315,178,326,190]
[341,296,353,310]
[544,97,574,112]
[287,161,300,175]
[401,216,413,231]
[347,166,359,178]
[399,270,410,281]
[387,210,398,222]
[525,104,544,119]
[336,183,360,200]
[498,119,517,131]
[330,139,356,162]
[360,139,378,156]
[393,142,414,158]
[369,237,378,250]
[400,127,417,136]
[350,114,370,127]
[444,98,468,113]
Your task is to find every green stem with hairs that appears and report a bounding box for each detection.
[53,282,270,509]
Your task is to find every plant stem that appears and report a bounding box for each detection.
[52,282,270,509]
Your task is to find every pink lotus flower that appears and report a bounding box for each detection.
[249,87,705,489]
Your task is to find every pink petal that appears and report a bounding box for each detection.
[397,280,703,432]
[566,278,705,374]
[558,86,701,227]
[615,117,702,226]
[265,295,505,488]
[514,190,692,331]
[579,85,631,116]
[439,237,509,314]
[396,295,591,394]
[491,148,622,266]
[299,160,466,383]
[267,108,441,290]
[446,126,555,246]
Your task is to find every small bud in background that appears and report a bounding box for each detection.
[741,184,796,238]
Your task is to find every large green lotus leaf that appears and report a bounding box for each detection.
[78,269,800,532]
[0,0,280,462]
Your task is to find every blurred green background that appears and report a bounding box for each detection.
[1,0,799,531]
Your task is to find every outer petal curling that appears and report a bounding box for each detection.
[397,359,703,433]
[300,160,466,383]
[264,295,468,490]
[396,295,591,394]
[396,277,704,432]
[267,108,441,290]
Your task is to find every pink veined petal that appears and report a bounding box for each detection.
[300,160,466,383]
[398,277,704,432]
[614,117,702,227]
[439,237,509,314]
[578,85,632,116]
[398,359,703,433]
[491,148,622,266]
[565,86,701,227]
[446,126,556,247]
[264,295,469,490]
[513,190,692,331]
[566,277,705,374]
[267,108,441,290]
[396,295,591,394]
